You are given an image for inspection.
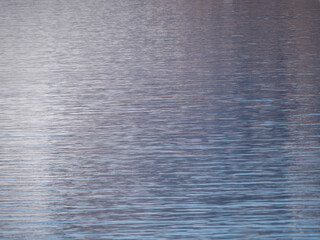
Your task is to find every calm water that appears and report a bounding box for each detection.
[1,0,320,239]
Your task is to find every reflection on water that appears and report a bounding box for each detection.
[1,0,320,239]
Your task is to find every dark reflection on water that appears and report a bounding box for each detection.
[1,0,320,239]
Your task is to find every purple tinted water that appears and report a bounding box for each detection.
[1,0,320,239]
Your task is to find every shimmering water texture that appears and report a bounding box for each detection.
[1,0,320,239]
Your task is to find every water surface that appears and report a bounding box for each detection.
[1,0,320,239]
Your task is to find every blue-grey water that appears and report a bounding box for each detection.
[1,0,320,239]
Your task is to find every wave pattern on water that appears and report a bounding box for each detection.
[1,0,320,239]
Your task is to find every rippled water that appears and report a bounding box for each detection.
[1,0,320,239]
